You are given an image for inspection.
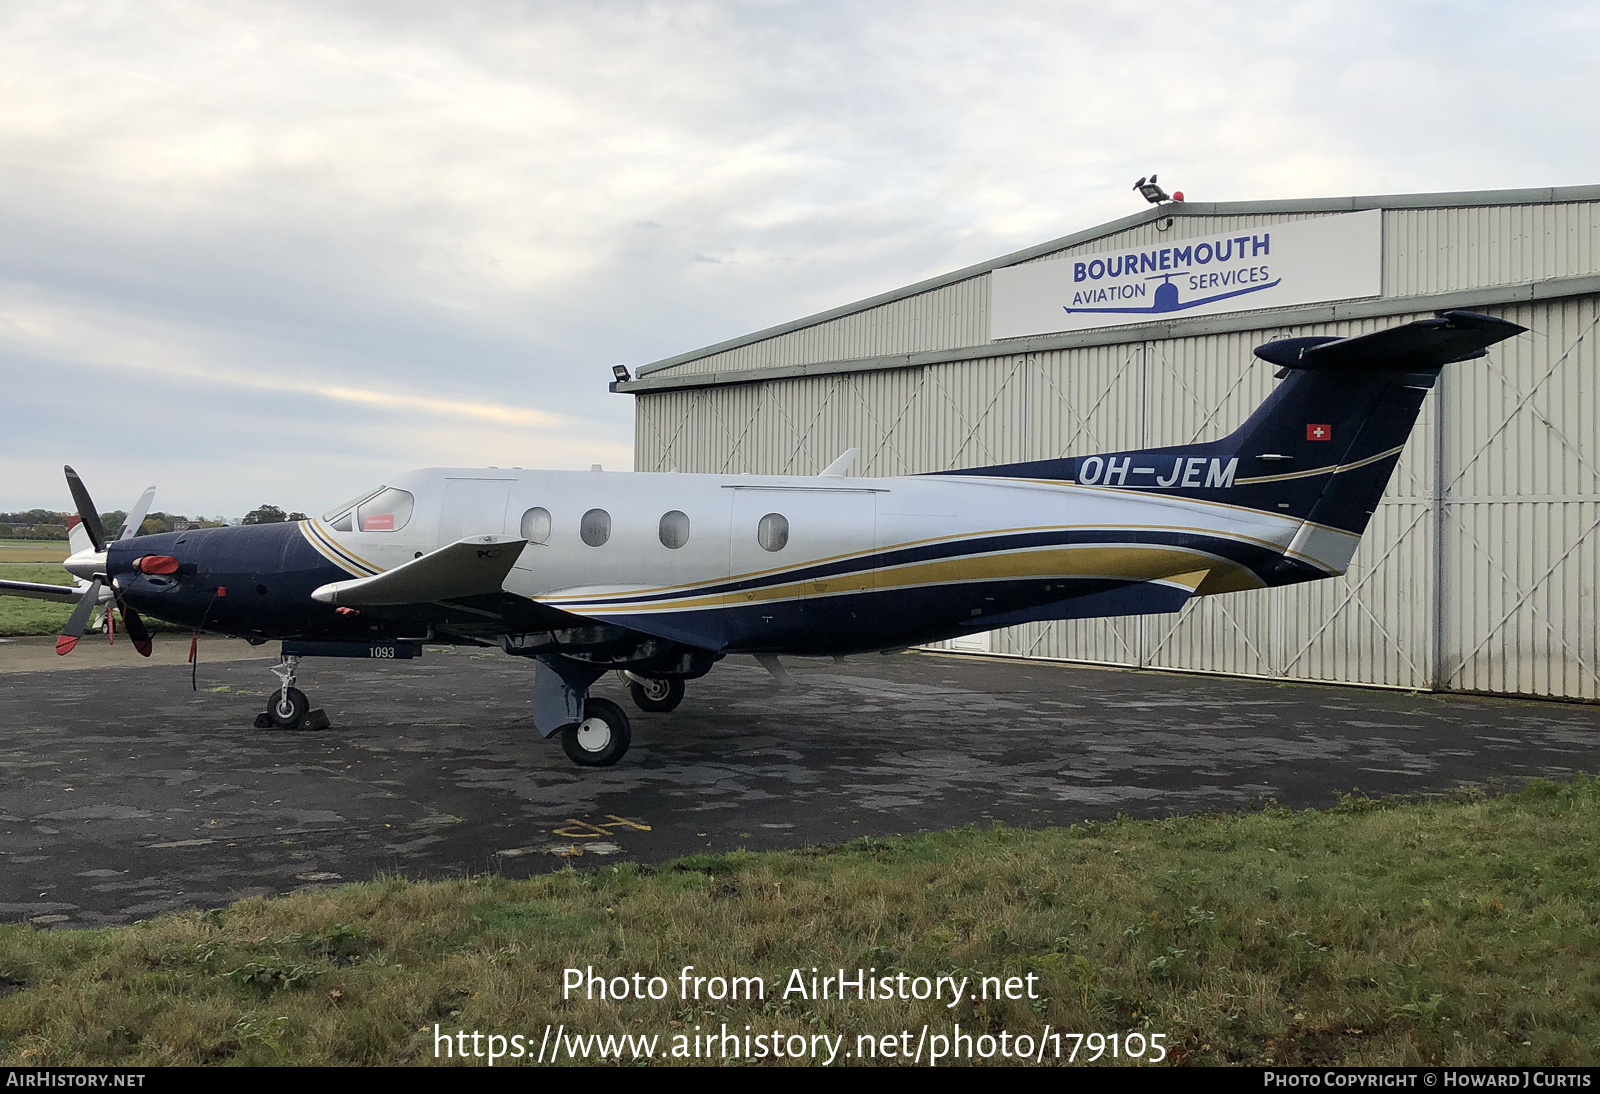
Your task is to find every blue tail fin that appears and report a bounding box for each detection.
[937,311,1526,580]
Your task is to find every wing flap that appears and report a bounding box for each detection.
[311,535,526,607]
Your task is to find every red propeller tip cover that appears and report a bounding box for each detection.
[55,636,78,656]
[133,639,153,657]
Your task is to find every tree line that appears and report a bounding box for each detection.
[1,505,307,540]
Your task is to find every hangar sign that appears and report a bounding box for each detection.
[990,209,1381,339]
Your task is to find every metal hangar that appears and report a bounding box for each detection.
[615,185,1600,701]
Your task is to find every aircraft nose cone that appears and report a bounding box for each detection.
[63,549,107,580]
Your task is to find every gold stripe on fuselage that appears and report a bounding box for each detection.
[565,542,1260,617]
[300,520,384,577]
[539,517,1294,608]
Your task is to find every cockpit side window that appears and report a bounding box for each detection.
[357,487,415,532]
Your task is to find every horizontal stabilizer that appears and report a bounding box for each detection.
[311,535,526,607]
[0,578,89,604]
[1254,311,1526,372]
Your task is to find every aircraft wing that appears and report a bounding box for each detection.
[310,535,725,650]
[312,535,528,606]
[0,578,89,604]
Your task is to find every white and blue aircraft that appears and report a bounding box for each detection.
[0,311,1525,766]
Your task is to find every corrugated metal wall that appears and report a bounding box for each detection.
[1438,295,1600,699]
[633,201,1600,701]
[658,276,990,377]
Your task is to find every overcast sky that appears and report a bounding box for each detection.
[1,0,1594,517]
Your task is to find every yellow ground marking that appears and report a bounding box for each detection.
[552,815,653,839]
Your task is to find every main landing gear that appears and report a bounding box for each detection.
[526,654,708,768]
[554,673,679,767]
[560,697,632,767]
[254,654,330,731]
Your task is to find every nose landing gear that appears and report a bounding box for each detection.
[253,654,331,731]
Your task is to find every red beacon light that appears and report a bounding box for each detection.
[134,555,181,575]
[1172,190,1185,202]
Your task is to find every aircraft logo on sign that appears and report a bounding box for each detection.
[989,209,1382,339]
[1064,270,1282,317]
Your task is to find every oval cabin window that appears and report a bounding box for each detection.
[757,512,789,552]
[520,507,552,544]
[658,510,690,549]
[580,508,611,547]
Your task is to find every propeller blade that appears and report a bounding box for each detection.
[56,578,102,655]
[63,466,107,552]
[118,486,158,541]
[119,602,153,658]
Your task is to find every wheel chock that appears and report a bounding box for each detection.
[303,709,331,731]
[253,712,273,729]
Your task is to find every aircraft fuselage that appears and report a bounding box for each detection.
[104,464,1320,657]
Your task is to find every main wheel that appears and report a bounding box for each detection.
[269,686,310,729]
[560,697,632,767]
[627,675,685,713]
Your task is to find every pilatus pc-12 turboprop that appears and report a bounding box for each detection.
[2,311,1524,767]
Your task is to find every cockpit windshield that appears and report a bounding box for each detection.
[322,487,384,523]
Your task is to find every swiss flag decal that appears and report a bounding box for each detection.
[1306,423,1332,442]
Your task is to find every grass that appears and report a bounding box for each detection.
[0,540,70,561]
[0,558,76,637]
[2,778,1598,1066]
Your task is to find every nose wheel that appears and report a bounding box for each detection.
[253,655,330,731]
[269,686,310,727]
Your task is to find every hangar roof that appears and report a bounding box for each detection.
[621,184,1600,394]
